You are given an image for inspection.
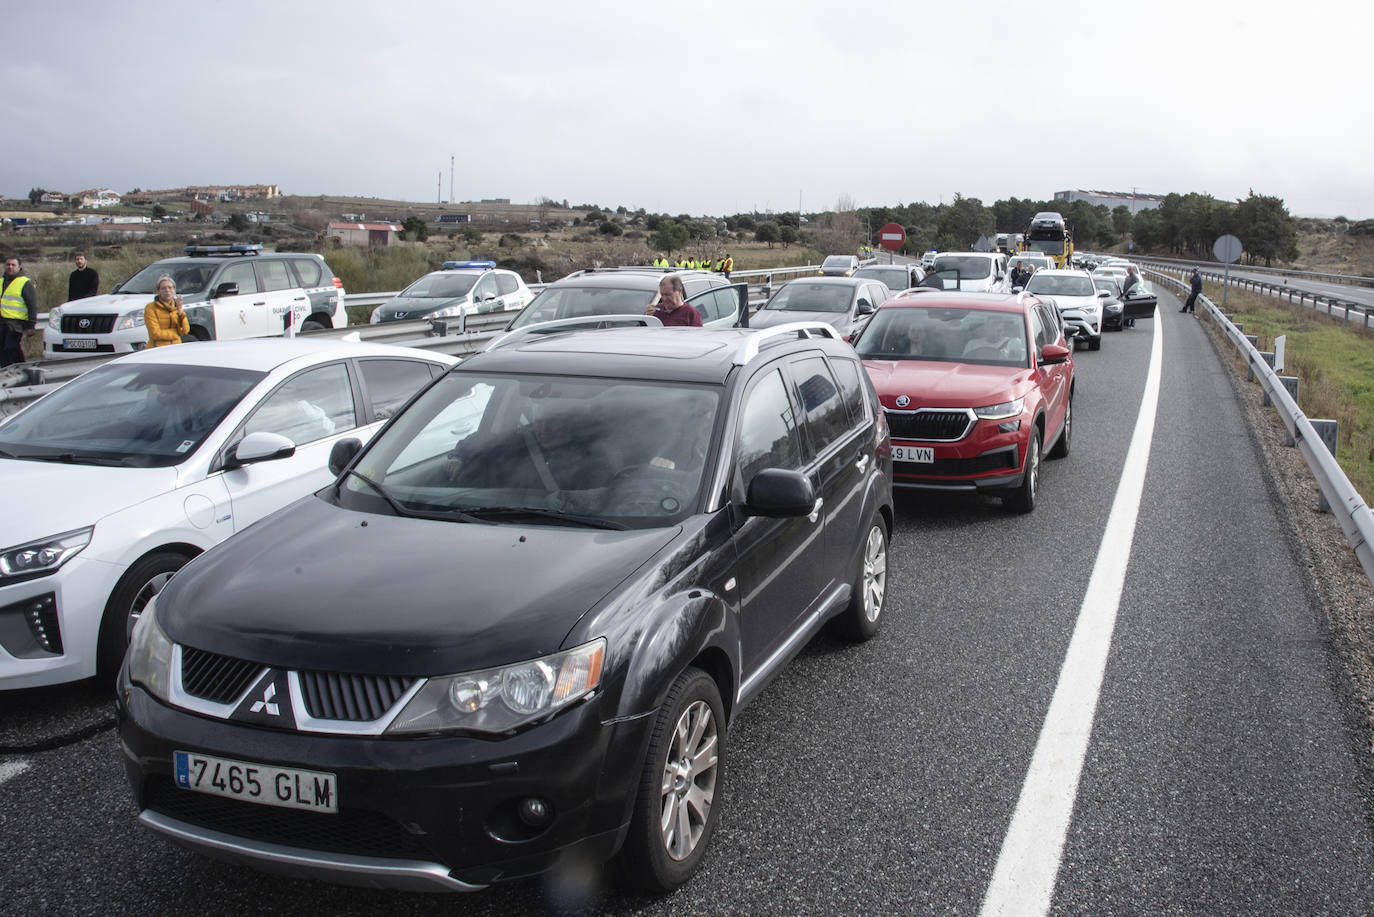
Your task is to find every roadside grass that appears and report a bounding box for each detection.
[1208,282,1374,500]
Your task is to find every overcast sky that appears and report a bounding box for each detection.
[2,0,1367,218]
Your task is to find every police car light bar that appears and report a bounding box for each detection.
[184,244,263,256]
[442,260,495,270]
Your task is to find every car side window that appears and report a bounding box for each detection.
[358,359,436,421]
[683,278,710,298]
[242,363,357,445]
[259,260,294,292]
[495,273,519,296]
[829,356,870,425]
[1038,304,1062,346]
[290,257,323,288]
[690,288,736,324]
[791,356,850,455]
[1029,308,1047,356]
[474,275,497,301]
[736,369,803,486]
[216,262,259,295]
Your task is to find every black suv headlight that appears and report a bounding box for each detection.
[387,638,606,735]
[127,597,174,702]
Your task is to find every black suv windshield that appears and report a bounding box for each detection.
[337,372,720,528]
[0,363,264,467]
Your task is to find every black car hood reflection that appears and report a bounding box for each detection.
[158,495,678,677]
[750,310,849,330]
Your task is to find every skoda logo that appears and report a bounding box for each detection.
[78,318,91,330]
[895,395,910,408]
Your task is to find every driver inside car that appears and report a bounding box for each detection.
[443,393,616,493]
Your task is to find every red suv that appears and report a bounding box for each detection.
[852,291,1073,512]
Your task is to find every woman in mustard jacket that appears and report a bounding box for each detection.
[145,275,189,347]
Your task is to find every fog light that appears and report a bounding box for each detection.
[517,796,552,828]
[998,420,1021,433]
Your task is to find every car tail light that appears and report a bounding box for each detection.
[332,276,343,289]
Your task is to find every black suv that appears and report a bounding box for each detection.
[117,322,894,893]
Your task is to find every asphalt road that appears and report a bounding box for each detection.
[3,287,1372,915]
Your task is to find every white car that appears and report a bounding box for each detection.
[0,339,455,689]
[927,252,1009,293]
[1006,253,1055,283]
[44,246,347,359]
[1026,269,1106,351]
[369,261,533,324]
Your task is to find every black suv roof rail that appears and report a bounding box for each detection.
[183,244,262,257]
[484,314,664,352]
[732,322,840,365]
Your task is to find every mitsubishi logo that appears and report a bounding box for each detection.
[394,311,407,319]
[250,682,281,716]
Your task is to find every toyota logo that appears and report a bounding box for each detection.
[895,395,910,408]
[78,318,91,329]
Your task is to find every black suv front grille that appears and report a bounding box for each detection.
[299,671,416,722]
[144,777,433,860]
[60,314,116,334]
[885,409,974,441]
[181,646,264,704]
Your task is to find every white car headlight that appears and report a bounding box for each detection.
[0,527,92,579]
[47,306,62,330]
[115,309,146,331]
[370,307,382,324]
[127,597,174,702]
[387,638,605,735]
[974,397,1025,420]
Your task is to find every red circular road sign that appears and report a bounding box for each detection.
[878,222,906,251]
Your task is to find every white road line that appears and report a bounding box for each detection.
[0,759,32,787]
[980,308,1164,917]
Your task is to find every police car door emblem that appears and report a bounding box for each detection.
[895,395,910,408]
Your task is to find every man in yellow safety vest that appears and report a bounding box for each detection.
[0,256,38,366]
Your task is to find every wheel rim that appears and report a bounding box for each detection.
[658,698,718,862]
[862,526,887,623]
[1063,399,1072,446]
[125,571,176,640]
[1027,436,1040,500]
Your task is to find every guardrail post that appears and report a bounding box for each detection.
[1252,351,1275,382]
[762,273,772,301]
[1308,419,1340,512]
[1278,377,1300,443]
[22,366,44,386]
[428,319,449,337]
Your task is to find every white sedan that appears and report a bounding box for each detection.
[0,339,455,689]
[1026,269,1108,351]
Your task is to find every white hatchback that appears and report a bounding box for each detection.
[1026,269,1107,351]
[0,339,455,689]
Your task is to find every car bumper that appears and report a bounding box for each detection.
[0,555,117,688]
[116,679,654,889]
[42,326,148,359]
[890,426,1027,493]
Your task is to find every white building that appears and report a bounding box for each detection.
[1053,189,1163,214]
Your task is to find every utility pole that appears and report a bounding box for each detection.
[437,172,441,204]
[450,155,454,204]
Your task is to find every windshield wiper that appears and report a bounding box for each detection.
[14,451,135,466]
[461,506,628,530]
[343,469,493,524]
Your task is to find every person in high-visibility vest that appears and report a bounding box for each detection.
[721,253,733,280]
[0,256,38,367]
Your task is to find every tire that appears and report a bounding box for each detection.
[187,325,211,342]
[96,551,188,683]
[300,320,326,333]
[830,520,888,642]
[618,668,725,892]
[1004,430,1041,514]
[1088,335,1101,351]
[1048,394,1072,459]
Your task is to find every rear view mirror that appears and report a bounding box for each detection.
[227,431,296,469]
[329,437,363,476]
[744,469,817,518]
[213,282,240,298]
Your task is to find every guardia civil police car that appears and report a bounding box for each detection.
[368,261,533,324]
[44,245,347,359]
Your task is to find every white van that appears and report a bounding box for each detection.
[927,252,1008,293]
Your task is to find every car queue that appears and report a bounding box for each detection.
[1,246,1160,896]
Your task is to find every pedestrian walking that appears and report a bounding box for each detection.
[68,251,99,301]
[0,256,39,366]
[145,274,189,347]
[1181,268,1202,313]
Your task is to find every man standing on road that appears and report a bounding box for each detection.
[1122,264,1142,327]
[68,251,99,301]
[0,256,38,366]
[1181,267,1202,313]
[645,273,702,326]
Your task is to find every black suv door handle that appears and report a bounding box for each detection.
[808,497,824,524]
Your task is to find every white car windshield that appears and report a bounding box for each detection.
[399,273,480,299]
[0,363,263,467]
[510,285,655,327]
[931,257,993,279]
[765,283,852,314]
[1026,275,1096,297]
[338,373,721,529]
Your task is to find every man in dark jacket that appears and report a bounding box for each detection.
[1181,268,1202,313]
[0,256,38,366]
[68,251,99,301]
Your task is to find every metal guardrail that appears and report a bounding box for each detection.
[1146,268,1374,583]
[1140,260,1374,331]
[1139,254,1374,290]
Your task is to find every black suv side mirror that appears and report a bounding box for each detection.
[329,437,363,476]
[856,299,874,314]
[213,281,240,298]
[744,469,816,518]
